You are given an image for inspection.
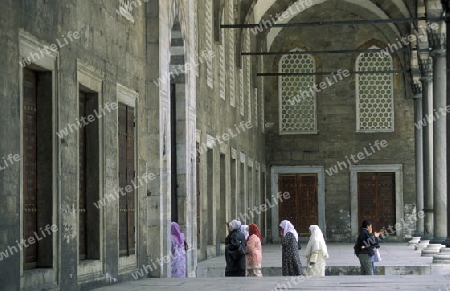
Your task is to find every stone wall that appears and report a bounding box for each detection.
[0,0,267,289]
[195,0,266,260]
[0,1,148,290]
[263,2,415,242]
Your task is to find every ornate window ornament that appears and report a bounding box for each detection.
[227,0,236,106]
[205,0,213,88]
[219,30,226,100]
[356,46,394,132]
[245,30,251,121]
[279,49,317,134]
[260,56,265,132]
[239,68,244,116]
[117,0,135,23]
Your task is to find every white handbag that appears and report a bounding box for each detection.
[373,248,382,262]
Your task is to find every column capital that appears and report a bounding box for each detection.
[412,82,423,98]
[430,48,447,57]
[419,58,433,80]
[428,32,447,52]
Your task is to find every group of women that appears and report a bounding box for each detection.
[224,220,264,276]
[279,220,329,277]
[173,219,382,278]
[224,219,329,277]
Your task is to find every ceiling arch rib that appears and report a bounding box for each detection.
[253,0,411,24]
[265,0,403,51]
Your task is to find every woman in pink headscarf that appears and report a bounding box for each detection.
[246,223,263,277]
[171,222,186,277]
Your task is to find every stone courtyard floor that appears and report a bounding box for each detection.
[91,243,450,291]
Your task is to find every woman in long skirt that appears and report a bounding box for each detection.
[246,223,263,277]
[279,220,304,276]
[171,222,186,277]
[305,225,328,276]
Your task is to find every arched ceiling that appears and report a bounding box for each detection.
[253,0,411,23]
[242,0,416,51]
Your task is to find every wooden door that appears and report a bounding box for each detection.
[119,103,135,256]
[278,174,318,236]
[79,92,87,260]
[358,172,395,233]
[23,68,37,268]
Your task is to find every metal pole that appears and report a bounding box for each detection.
[257,70,407,76]
[221,17,442,28]
[242,48,429,56]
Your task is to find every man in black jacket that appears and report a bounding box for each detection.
[354,220,384,275]
[225,219,246,277]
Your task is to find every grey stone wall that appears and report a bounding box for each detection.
[0,0,266,289]
[195,0,266,261]
[0,0,148,290]
[263,3,415,242]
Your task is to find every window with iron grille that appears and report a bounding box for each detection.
[245,30,252,122]
[279,50,317,134]
[356,46,394,132]
[260,56,265,132]
[205,0,213,88]
[239,68,244,116]
[227,0,235,106]
[219,16,226,100]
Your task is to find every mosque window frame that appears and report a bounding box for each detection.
[205,0,214,89]
[355,45,394,133]
[278,49,317,135]
[245,30,252,122]
[219,31,226,100]
[227,0,236,106]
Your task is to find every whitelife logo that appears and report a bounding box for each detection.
[56,102,118,139]
[19,31,81,67]
[0,224,58,261]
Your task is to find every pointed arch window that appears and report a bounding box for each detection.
[356,46,394,132]
[219,13,226,100]
[227,0,236,106]
[279,49,317,134]
[205,0,213,88]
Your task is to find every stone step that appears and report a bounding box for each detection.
[197,265,432,277]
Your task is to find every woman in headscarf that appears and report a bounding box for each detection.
[241,224,249,240]
[305,225,329,276]
[246,223,263,277]
[279,220,304,276]
[171,222,186,278]
[225,219,246,276]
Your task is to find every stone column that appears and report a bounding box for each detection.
[420,59,434,240]
[430,30,447,244]
[444,6,450,248]
[413,81,425,239]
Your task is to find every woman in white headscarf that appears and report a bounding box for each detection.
[240,225,249,240]
[279,220,304,276]
[305,225,328,276]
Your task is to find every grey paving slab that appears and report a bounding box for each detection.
[89,243,450,291]
[198,243,434,276]
[90,275,450,291]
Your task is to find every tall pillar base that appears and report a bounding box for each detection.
[422,243,444,257]
[415,239,430,251]
[429,237,446,244]
[442,238,450,247]
[432,248,450,263]
[408,236,421,246]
